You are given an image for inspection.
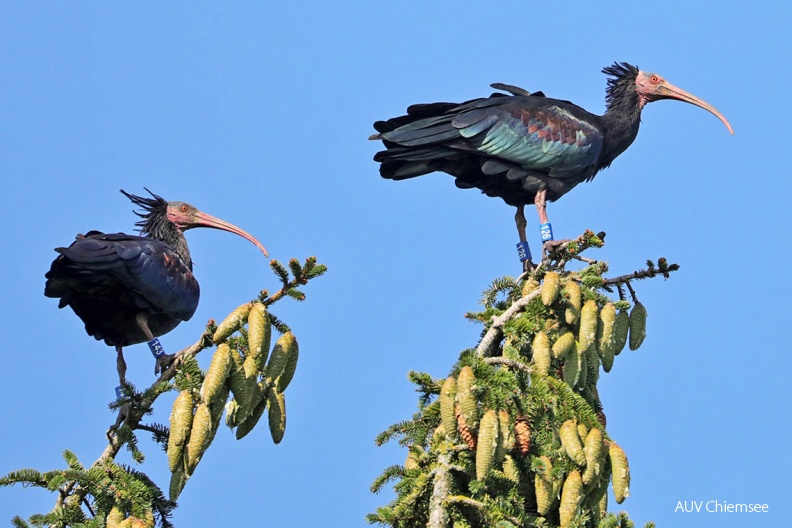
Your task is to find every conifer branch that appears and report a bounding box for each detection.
[95,330,215,465]
[427,453,452,528]
[542,229,606,268]
[445,496,523,526]
[50,266,323,520]
[9,255,328,525]
[135,423,165,436]
[372,245,665,527]
[601,258,680,286]
[483,356,533,374]
[370,465,407,494]
[476,289,541,358]
[259,257,326,306]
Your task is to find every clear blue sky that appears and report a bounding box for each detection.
[1,2,789,527]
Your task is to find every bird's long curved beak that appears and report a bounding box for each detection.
[191,211,269,257]
[656,82,734,135]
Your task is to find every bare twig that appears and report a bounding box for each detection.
[601,262,680,287]
[626,281,638,300]
[570,254,597,265]
[541,230,605,269]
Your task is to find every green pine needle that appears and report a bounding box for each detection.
[270,259,291,284]
[369,251,669,528]
[10,517,29,528]
[288,258,303,281]
[267,312,291,335]
[370,465,407,494]
[0,469,47,489]
[305,263,327,279]
[285,287,306,301]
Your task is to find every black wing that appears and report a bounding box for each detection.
[45,232,199,324]
[372,91,604,204]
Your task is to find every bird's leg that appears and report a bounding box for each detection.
[534,189,583,266]
[135,313,173,376]
[535,189,554,260]
[114,345,130,423]
[515,204,535,272]
[535,189,549,225]
[515,204,528,242]
[116,345,127,386]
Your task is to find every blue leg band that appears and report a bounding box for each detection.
[516,241,532,262]
[148,338,166,358]
[539,222,554,242]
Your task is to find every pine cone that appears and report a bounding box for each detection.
[532,332,551,376]
[559,419,585,465]
[514,416,531,456]
[541,272,560,305]
[563,280,582,325]
[476,410,499,479]
[596,409,607,428]
[439,377,458,440]
[629,301,648,350]
[559,470,583,527]
[455,403,478,450]
[609,441,631,504]
[212,302,253,344]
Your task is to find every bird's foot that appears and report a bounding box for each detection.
[154,353,175,376]
[113,404,130,429]
[147,337,173,376]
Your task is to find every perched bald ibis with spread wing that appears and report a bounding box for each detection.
[45,189,268,382]
[371,62,733,268]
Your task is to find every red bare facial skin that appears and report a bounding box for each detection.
[635,70,733,134]
[166,203,269,257]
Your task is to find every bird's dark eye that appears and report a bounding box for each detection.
[650,75,660,84]
[181,205,189,212]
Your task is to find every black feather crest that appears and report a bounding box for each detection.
[602,62,639,107]
[120,188,168,237]
[602,61,639,82]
